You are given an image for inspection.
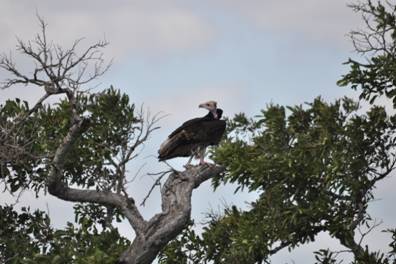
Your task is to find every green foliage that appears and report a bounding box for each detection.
[1,87,138,194]
[212,97,396,262]
[1,87,141,225]
[338,0,396,106]
[63,87,139,189]
[384,229,396,262]
[0,205,129,264]
[0,98,47,193]
[314,249,339,264]
[0,205,52,263]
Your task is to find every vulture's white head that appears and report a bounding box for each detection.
[198,100,217,112]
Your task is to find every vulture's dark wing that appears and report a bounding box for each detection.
[158,119,226,161]
[168,117,204,138]
[199,119,226,145]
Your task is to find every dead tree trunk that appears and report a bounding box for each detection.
[117,165,224,264]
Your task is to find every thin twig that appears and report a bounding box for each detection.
[140,170,172,207]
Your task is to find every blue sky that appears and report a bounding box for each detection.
[1,1,395,263]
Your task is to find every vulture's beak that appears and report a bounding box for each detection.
[199,101,217,111]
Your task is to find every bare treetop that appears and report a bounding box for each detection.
[348,1,396,56]
[0,15,111,93]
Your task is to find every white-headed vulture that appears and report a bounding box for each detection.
[158,100,226,165]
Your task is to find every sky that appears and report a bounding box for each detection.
[1,0,395,263]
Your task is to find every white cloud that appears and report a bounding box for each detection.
[212,0,361,47]
[0,0,363,61]
[0,0,215,59]
[146,82,252,116]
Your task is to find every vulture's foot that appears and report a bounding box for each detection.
[183,164,194,169]
[199,156,209,165]
[199,160,216,167]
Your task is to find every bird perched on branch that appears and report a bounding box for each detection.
[158,100,226,166]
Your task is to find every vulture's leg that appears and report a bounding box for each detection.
[199,147,207,165]
[184,155,194,168]
[184,148,197,168]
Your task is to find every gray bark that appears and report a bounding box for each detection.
[118,165,224,264]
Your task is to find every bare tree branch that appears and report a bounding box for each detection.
[140,170,173,207]
[357,219,383,246]
[348,1,396,57]
[0,14,110,93]
[118,165,224,264]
